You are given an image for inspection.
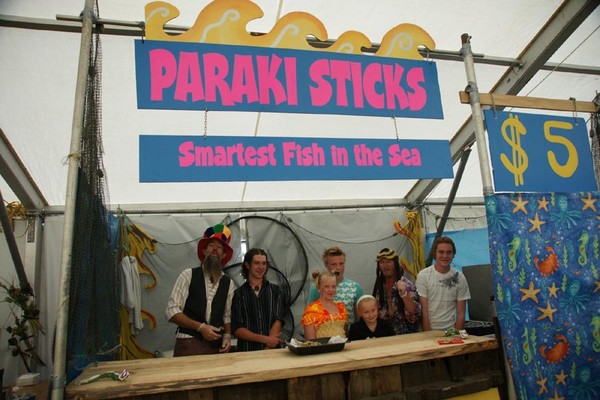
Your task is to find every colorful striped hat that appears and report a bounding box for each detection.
[197,224,233,265]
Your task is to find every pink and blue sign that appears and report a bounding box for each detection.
[139,135,452,182]
[135,40,443,119]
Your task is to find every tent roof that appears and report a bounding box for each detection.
[1,0,599,213]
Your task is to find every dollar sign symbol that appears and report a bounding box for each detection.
[499,114,528,186]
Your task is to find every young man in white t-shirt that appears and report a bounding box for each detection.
[416,237,471,331]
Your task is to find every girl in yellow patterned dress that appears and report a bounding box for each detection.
[302,270,349,339]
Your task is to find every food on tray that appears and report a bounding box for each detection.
[296,340,322,347]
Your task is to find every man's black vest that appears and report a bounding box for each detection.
[178,266,231,340]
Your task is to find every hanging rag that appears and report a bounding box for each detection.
[120,256,144,334]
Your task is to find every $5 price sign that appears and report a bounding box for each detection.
[484,110,595,193]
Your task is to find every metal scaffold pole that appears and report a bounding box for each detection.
[460,33,494,197]
[51,0,95,398]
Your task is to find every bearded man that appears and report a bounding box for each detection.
[166,224,235,356]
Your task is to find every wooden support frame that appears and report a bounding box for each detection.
[459,91,598,113]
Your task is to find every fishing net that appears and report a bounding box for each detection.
[65,2,120,382]
[591,105,600,187]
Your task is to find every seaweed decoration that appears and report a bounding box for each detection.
[0,281,45,371]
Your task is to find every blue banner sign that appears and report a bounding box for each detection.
[485,110,596,192]
[135,40,443,119]
[139,135,453,182]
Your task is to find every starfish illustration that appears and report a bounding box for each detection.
[548,389,564,400]
[548,282,559,298]
[511,194,529,214]
[520,281,540,303]
[537,300,557,322]
[555,370,567,386]
[537,196,549,211]
[528,212,545,233]
[537,376,548,395]
[581,192,597,211]
[594,281,600,293]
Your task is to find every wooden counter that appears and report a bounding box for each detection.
[11,380,49,400]
[66,331,503,400]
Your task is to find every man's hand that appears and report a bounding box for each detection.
[396,280,408,297]
[264,333,284,349]
[199,324,223,342]
[220,334,231,353]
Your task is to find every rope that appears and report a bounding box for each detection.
[3,201,30,238]
[523,24,600,97]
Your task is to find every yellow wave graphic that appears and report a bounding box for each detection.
[393,210,425,280]
[124,223,159,289]
[377,24,435,60]
[119,306,155,360]
[145,0,435,59]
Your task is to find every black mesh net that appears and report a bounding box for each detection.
[591,107,600,188]
[65,6,120,382]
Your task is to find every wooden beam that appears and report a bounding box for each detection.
[0,128,47,212]
[459,91,598,113]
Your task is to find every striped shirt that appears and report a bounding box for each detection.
[231,281,285,352]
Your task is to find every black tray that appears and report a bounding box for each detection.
[465,320,495,336]
[287,337,346,356]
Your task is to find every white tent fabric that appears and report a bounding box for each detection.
[1,0,599,210]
